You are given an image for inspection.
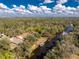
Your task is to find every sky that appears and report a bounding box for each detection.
[0,0,79,17]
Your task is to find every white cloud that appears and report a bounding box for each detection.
[53,0,79,17]
[13,5,17,8]
[4,9,14,13]
[27,5,39,11]
[0,3,27,17]
[0,3,79,17]
[27,5,52,14]
[53,4,77,12]
[0,3,15,17]
[0,3,9,9]
[19,5,25,9]
[40,6,52,10]
[57,0,68,4]
[28,4,51,11]
[53,4,79,17]
[12,5,26,14]
[53,4,66,11]
[44,0,53,3]
[27,4,53,17]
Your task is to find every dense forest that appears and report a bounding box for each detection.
[0,18,79,59]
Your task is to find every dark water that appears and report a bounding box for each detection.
[29,25,74,59]
[30,33,62,59]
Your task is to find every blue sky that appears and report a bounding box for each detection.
[0,0,79,8]
[0,0,56,8]
[0,0,79,17]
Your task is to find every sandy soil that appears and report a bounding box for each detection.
[70,54,79,59]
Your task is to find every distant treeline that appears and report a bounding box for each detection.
[0,17,78,37]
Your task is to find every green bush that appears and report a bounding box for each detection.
[25,35,37,42]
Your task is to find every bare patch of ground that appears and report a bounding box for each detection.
[70,54,79,59]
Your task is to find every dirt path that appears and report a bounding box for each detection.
[18,32,30,38]
[70,54,79,59]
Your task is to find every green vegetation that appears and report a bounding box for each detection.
[0,18,78,59]
[44,30,79,59]
[0,36,14,59]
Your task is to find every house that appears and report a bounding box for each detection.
[10,36,23,44]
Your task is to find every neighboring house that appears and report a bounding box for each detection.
[10,36,23,44]
[0,33,24,50]
[10,36,24,50]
